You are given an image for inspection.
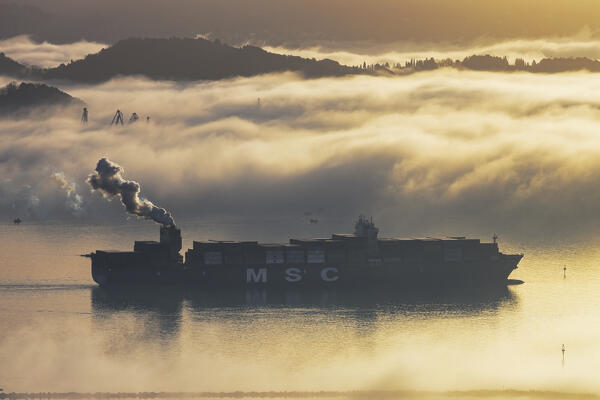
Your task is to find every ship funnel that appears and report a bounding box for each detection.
[160,224,182,257]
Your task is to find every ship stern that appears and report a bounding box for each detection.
[90,252,110,286]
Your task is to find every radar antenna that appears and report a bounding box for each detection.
[354,215,379,238]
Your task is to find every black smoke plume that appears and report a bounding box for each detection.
[87,158,175,226]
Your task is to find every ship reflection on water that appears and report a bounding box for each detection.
[91,285,516,311]
[91,285,517,340]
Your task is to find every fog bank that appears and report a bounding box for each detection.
[0,35,106,68]
[262,30,600,67]
[2,69,600,240]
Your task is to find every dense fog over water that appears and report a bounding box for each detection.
[3,60,600,240]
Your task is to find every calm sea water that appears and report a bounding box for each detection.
[1,218,600,398]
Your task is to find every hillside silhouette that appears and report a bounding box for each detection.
[0,53,29,76]
[373,54,600,74]
[40,37,362,82]
[0,81,82,117]
[2,38,600,83]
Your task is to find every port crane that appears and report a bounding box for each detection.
[111,109,124,125]
[129,112,139,123]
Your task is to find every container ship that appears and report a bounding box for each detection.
[89,216,522,287]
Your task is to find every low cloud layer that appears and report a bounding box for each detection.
[263,30,600,67]
[5,32,600,72]
[0,35,107,68]
[2,67,600,240]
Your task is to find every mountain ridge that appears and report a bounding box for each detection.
[0,81,83,116]
[3,37,363,83]
[3,37,600,84]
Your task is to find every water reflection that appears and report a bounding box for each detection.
[91,286,518,339]
[92,285,516,310]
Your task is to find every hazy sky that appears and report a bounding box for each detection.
[2,0,600,45]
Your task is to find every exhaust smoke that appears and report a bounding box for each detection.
[51,171,85,216]
[87,157,175,226]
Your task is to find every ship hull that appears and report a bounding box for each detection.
[91,222,524,289]
[92,254,521,288]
